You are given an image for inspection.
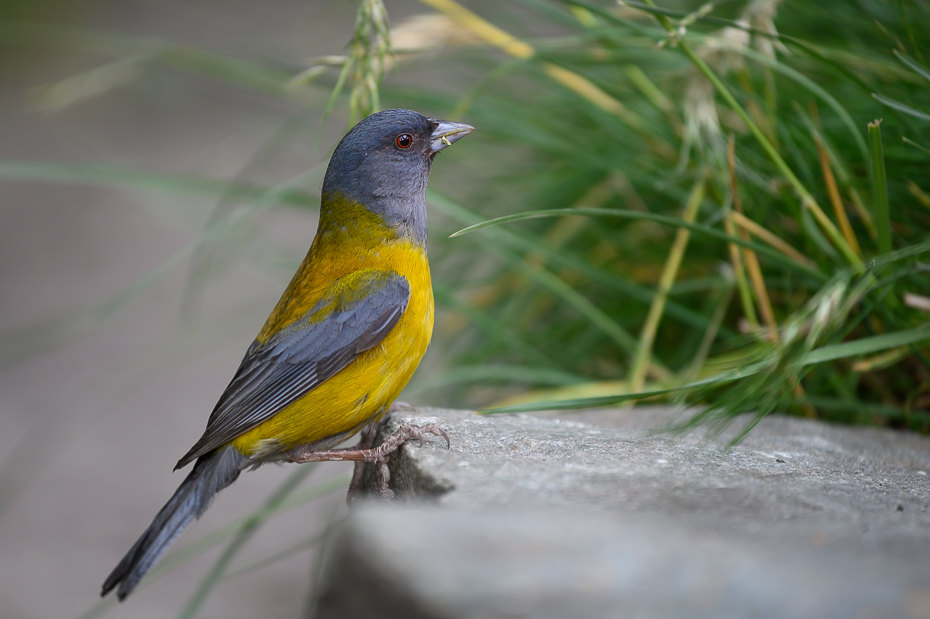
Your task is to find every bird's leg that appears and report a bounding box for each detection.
[289,423,450,499]
[347,402,415,501]
[347,402,410,500]
[347,417,384,503]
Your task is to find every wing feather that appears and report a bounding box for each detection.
[175,270,410,469]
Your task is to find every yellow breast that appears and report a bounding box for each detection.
[231,198,433,457]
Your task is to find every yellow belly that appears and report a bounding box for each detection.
[232,275,432,454]
[230,200,433,458]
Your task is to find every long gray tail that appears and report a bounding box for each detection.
[101,446,246,600]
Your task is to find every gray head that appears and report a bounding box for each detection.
[321,109,473,245]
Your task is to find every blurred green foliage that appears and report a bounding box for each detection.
[389,0,930,434]
[3,0,930,437]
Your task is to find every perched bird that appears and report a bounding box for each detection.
[101,109,473,601]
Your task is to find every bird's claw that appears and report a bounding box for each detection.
[295,421,449,502]
[367,422,449,498]
[376,422,450,455]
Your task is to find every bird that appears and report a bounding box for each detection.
[100,108,473,601]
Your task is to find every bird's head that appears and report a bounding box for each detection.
[321,109,473,245]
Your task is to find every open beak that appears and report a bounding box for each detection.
[429,119,475,154]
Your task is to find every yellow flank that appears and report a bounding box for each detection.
[230,195,434,457]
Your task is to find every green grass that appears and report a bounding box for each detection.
[4,0,929,450]
[392,0,930,434]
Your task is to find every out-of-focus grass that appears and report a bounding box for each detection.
[393,0,930,435]
[3,0,930,614]
[6,2,928,433]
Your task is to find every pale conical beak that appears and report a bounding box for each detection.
[429,119,475,154]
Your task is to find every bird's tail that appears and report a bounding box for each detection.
[101,446,246,600]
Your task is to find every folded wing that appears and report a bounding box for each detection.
[175,270,410,469]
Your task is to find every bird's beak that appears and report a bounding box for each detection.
[429,119,475,154]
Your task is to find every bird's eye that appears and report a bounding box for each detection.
[395,133,413,149]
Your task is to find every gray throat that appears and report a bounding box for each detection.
[366,191,429,247]
[322,177,430,248]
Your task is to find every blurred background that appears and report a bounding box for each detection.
[0,1,435,617]
[2,0,930,616]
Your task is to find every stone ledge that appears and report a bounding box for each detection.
[314,506,930,619]
[313,407,930,618]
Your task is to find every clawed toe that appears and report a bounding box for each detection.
[297,421,449,502]
[381,422,450,453]
[370,422,450,499]
[432,425,451,449]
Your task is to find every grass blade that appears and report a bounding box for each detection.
[868,119,892,255]
[872,93,930,123]
[893,49,930,84]
[451,207,827,281]
[0,161,318,207]
[803,324,930,365]
[179,465,319,618]
[483,324,930,415]
[629,178,705,393]
[79,474,348,619]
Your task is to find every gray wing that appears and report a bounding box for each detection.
[175,270,410,469]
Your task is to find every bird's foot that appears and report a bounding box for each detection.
[290,422,450,499]
[361,422,450,499]
[346,401,412,499]
[376,421,450,453]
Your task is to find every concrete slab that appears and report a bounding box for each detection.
[312,407,930,618]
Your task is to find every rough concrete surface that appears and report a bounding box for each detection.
[313,408,930,619]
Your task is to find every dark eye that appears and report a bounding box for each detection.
[395,133,413,149]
